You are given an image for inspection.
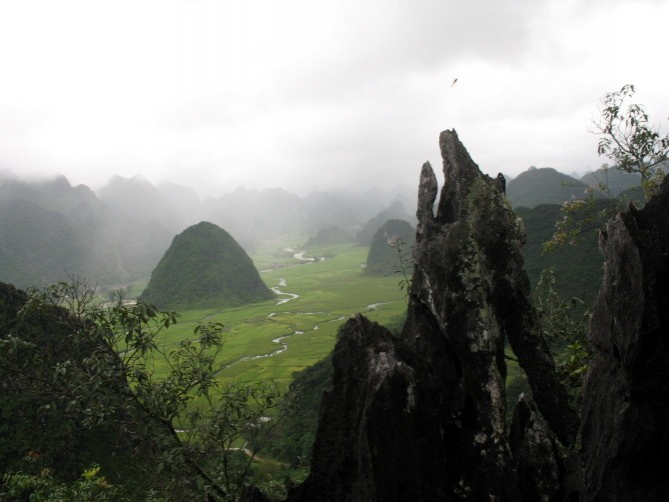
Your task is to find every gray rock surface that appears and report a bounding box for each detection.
[286,130,575,501]
[282,130,669,501]
[580,176,669,501]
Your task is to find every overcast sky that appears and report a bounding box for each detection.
[0,0,667,196]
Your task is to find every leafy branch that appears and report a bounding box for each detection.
[390,238,413,296]
[4,277,281,501]
[546,85,668,251]
[535,268,591,409]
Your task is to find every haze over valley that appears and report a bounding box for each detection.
[1,1,668,500]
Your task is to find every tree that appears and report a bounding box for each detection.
[546,85,668,250]
[595,84,669,198]
[0,278,281,501]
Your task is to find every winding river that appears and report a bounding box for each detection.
[229,276,304,366]
[229,250,396,366]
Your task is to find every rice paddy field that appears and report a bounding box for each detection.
[151,239,408,390]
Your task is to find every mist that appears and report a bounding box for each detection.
[0,0,666,198]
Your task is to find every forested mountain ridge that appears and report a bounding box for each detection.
[0,167,638,308]
[0,175,415,289]
[515,204,603,304]
[0,176,123,286]
[505,166,594,208]
[579,167,642,196]
[305,225,353,246]
[505,165,648,210]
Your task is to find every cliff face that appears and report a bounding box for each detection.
[400,131,577,498]
[580,176,669,501]
[278,131,669,502]
[284,131,576,502]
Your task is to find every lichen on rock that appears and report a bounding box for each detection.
[580,176,669,501]
[284,130,579,501]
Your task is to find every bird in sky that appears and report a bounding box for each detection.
[451,78,458,87]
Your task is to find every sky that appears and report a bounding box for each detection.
[0,0,667,197]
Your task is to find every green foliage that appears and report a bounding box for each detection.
[516,205,603,305]
[547,84,668,250]
[596,84,669,199]
[139,221,274,310]
[0,280,117,481]
[535,269,591,409]
[543,196,618,252]
[266,355,333,467]
[0,278,281,501]
[391,238,413,296]
[2,459,124,502]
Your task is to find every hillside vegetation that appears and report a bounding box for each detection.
[365,219,415,277]
[0,175,178,287]
[139,221,274,310]
[515,204,603,305]
[506,167,594,208]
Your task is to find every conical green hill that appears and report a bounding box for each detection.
[139,221,273,310]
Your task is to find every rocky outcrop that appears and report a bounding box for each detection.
[580,176,669,501]
[287,315,425,501]
[509,395,566,501]
[286,130,576,501]
[282,130,669,501]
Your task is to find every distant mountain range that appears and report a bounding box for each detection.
[505,166,644,208]
[355,200,415,246]
[0,165,646,304]
[505,165,646,304]
[0,174,416,289]
[0,175,182,289]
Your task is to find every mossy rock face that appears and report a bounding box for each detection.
[139,221,274,310]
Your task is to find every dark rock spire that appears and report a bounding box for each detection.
[286,130,576,501]
[403,130,576,498]
[580,176,669,501]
